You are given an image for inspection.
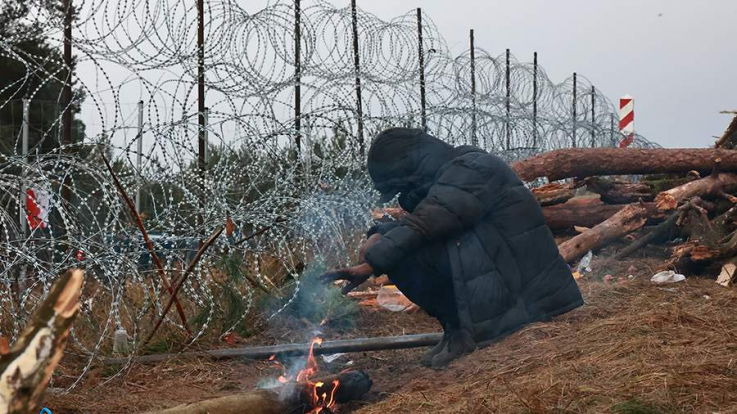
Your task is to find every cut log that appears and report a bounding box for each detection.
[511,148,737,182]
[654,172,737,211]
[0,269,83,413]
[144,370,372,414]
[558,203,651,263]
[584,177,655,204]
[532,183,574,206]
[542,202,656,230]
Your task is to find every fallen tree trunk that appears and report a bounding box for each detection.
[511,148,737,182]
[584,177,655,204]
[0,269,83,413]
[145,370,372,414]
[558,203,652,263]
[542,202,656,230]
[558,171,737,263]
[654,172,737,211]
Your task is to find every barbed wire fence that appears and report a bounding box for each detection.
[0,0,658,388]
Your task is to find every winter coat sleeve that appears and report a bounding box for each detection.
[364,158,488,274]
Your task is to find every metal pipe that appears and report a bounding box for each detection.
[105,333,443,365]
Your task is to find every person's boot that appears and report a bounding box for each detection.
[420,330,448,367]
[430,328,475,370]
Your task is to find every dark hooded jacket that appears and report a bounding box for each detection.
[364,128,583,346]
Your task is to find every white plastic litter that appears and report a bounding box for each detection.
[321,353,344,363]
[650,270,686,284]
[577,251,593,274]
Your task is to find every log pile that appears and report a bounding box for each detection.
[516,147,737,287]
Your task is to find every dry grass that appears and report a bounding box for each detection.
[355,277,737,414]
[43,269,736,413]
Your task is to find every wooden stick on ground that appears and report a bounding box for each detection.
[140,226,223,348]
[101,155,192,336]
[511,148,737,182]
[0,269,83,413]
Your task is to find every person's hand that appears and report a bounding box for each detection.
[319,262,374,295]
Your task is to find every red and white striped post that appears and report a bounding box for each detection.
[619,95,634,147]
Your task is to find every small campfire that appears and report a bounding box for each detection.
[270,338,342,413]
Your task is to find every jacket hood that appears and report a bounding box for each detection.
[367,128,481,211]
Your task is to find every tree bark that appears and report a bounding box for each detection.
[511,148,737,182]
[542,202,656,231]
[145,370,372,414]
[0,269,83,414]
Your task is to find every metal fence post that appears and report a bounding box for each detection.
[610,113,616,147]
[505,48,511,150]
[351,0,365,156]
[533,51,538,149]
[572,72,577,148]
[590,85,595,147]
[136,100,143,213]
[294,0,302,151]
[62,0,73,205]
[469,29,477,147]
[18,98,29,293]
[416,8,427,130]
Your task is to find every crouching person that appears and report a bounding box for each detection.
[321,128,583,369]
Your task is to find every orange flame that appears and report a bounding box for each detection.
[272,338,340,413]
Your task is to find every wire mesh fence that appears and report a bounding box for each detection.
[0,0,657,388]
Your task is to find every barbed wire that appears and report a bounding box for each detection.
[0,0,657,389]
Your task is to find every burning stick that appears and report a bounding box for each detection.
[143,370,372,414]
[146,338,370,414]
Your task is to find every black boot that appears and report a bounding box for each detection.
[430,328,475,370]
[420,327,449,367]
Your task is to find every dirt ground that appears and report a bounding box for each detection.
[44,257,737,414]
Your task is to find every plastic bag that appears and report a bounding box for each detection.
[377,285,416,312]
[650,270,686,284]
[576,251,593,274]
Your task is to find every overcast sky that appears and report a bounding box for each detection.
[321,0,737,148]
